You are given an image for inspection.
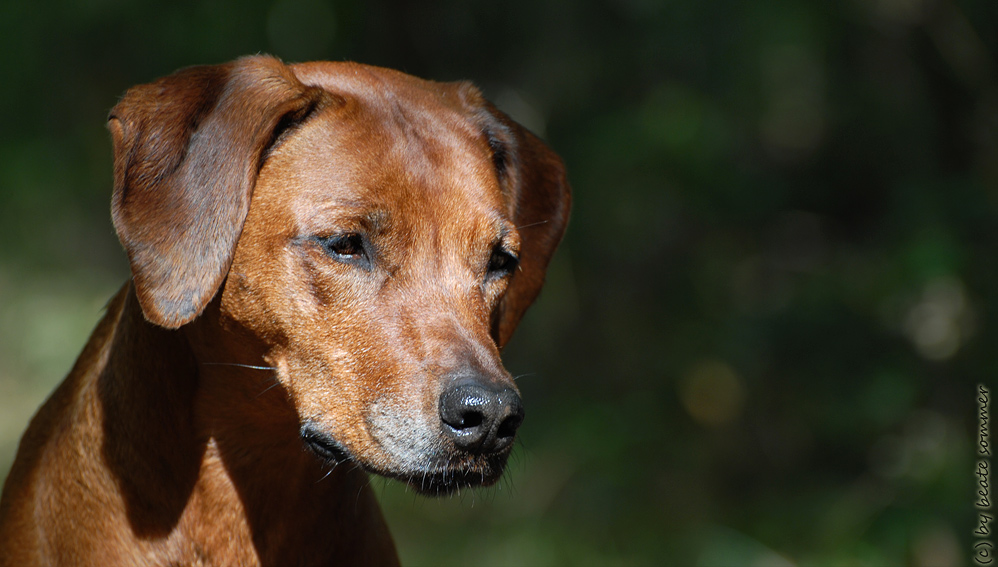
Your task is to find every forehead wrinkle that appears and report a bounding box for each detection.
[385,120,470,192]
[372,87,488,178]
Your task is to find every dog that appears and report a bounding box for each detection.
[0,55,570,566]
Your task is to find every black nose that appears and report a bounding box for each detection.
[439,379,524,453]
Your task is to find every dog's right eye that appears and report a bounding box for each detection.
[316,233,368,265]
[486,247,519,280]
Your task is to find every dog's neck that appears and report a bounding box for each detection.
[97,284,397,565]
[96,284,202,539]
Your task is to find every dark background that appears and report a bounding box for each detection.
[1,0,996,564]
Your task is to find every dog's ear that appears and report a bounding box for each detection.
[477,104,572,348]
[108,55,330,329]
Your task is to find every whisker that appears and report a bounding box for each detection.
[257,378,283,397]
[201,362,277,371]
[315,461,338,484]
[516,219,549,230]
[513,372,537,381]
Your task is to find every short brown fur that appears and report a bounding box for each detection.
[0,56,570,566]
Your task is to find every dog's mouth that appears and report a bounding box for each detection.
[299,422,510,494]
[301,423,352,464]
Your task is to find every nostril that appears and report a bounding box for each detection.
[496,413,523,440]
[452,410,484,430]
[440,384,491,434]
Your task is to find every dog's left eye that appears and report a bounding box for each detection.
[487,247,519,279]
[317,233,368,264]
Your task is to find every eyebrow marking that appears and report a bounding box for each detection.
[482,124,511,183]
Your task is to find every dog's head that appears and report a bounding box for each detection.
[107,56,570,493]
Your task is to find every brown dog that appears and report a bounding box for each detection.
[0,56,569,566]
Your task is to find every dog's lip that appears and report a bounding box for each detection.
[299,421,511,493]
[300,422,352,464]
[381,452,511,495]
[399,469,501,495]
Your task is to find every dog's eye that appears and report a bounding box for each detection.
[487,247,519,279]
[317,233,367,263]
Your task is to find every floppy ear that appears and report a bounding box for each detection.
[108,55,331,329]
[480,106,572,348]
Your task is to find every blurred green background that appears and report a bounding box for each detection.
[1,0,996,564]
